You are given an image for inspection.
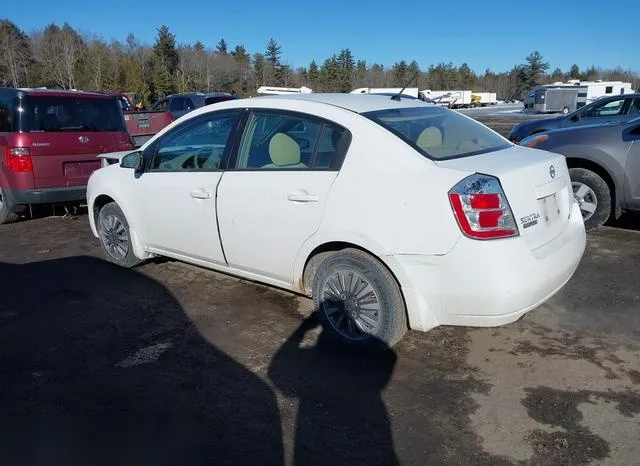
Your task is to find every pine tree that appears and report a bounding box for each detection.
[265,38,282,85]
[308,60,319,83]
[216,38,228,55]
[523,51,549,86]
[337,48,355,92]
[152,25,178,99]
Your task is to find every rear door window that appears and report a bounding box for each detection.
[234,111,350,170]
[20,96,125,132]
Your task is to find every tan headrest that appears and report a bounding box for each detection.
[416,127,442,149]
[268,133,301,166]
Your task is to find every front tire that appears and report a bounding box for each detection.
[97,202,142,268]
[312,249,407,351]
[569,168,611,230]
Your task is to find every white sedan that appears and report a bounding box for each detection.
[87,93,586,350]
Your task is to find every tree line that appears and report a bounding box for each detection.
[1,19,638,105]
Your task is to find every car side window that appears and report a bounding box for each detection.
[0,96,12,132]
[582,99,625,118]
[152,99,168,111]
[169,97,186,112]
[629,98,640,116]
[149,111,241,172]
[234,111,350,170]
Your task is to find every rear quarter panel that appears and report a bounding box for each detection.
[297,114,466,263]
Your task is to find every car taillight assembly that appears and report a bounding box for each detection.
[448,174,519,240]
[5,147,33,172]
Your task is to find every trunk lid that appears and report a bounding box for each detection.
[28,132,124,188]
[437,145,574,250]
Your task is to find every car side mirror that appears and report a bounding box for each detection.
[120,151,143,170]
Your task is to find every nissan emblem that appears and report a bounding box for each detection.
[549,165,556,179]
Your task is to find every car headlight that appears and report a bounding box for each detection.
[520,133,549,148]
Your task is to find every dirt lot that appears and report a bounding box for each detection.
[1,117,639,466]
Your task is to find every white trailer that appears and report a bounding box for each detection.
[471,92,497,107]
[257,86,313,95]
[350,87,419,98]
[419,89,473,108]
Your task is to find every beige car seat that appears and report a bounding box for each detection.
[416,127,442,150]
[262,133,307,168]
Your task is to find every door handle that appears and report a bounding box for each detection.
[190,189,213,199]
[287,193,319,203]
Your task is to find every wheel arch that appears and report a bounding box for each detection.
[91,192,150,260]
[299,240,415,330]
[565,157,621,219]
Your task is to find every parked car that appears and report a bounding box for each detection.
[0,87,134,224]
[520,117,640,230]
[87,94,586,350]
[150,92,238,120]
[509,93,640,143]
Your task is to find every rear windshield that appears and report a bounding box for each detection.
[363,106,510,160]
[20,96,125,132]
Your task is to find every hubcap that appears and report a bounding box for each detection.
[99,214,129,260]
[572,182,598,221]
[321,269,381,341]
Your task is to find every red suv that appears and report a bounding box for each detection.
[0,88,133,223]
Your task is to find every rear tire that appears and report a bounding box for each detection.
[569,168,611,230]
[312,248,407,352]
[97,202,142,268]
[0,188,22,224]
[561,106,570,114]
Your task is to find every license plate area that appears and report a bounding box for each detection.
[63,161,101,178]
[540,193,560,224]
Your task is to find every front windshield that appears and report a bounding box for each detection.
[363,106,511,159]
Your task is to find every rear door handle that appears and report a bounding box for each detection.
[287,193,319,203]
[190,189,213,199]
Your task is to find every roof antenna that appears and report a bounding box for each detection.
[391,72,418,101]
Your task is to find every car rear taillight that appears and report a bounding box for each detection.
[448,174,519,240]
[5,147,33,172]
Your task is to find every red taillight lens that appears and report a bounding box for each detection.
[470,193,501,209]
[5,147,33,172]
[449,174,519,240]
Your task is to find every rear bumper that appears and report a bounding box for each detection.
[384,201,587,332]
[4,186,87,206]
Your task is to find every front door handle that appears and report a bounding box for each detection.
[287,193,319,203]
[190,189,213,199]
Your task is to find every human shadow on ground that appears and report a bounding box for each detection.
[0,256,283,466]
[268,314,399,466]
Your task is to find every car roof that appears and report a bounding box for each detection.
[257,93,432,113]
[14,88,115,99]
